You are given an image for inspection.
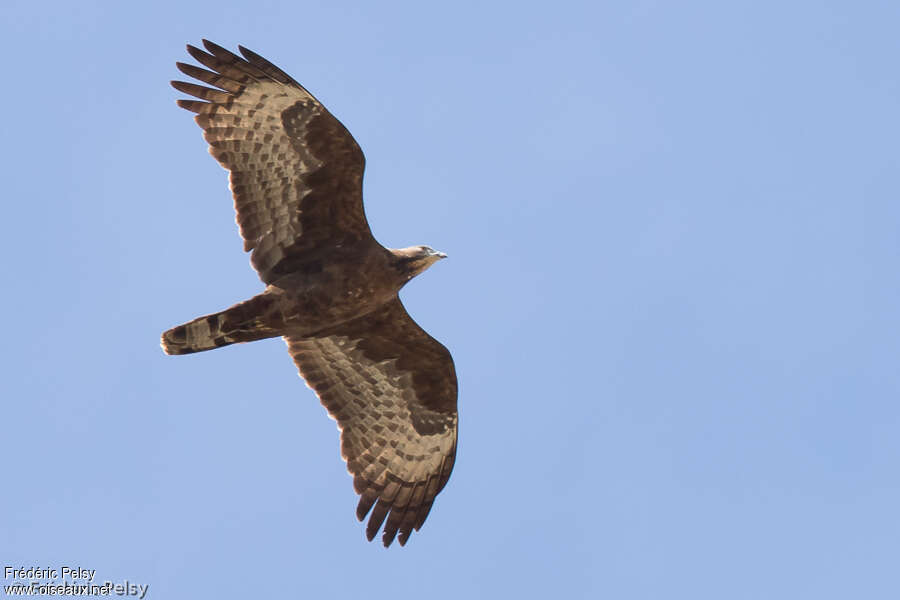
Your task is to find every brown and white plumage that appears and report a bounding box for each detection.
[287,299,457,546]
[172,40,371,283]
[162,40,458,547]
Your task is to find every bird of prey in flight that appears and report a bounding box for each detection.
[161,40,458,547]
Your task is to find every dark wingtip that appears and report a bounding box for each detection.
[365,501,390,542]
[186,44,208,61]
[202,39,231,56]
[175,99,207,113]
[382,527,398,547]
[356,494,376,522]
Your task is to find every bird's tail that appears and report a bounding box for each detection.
[161,293,279,355]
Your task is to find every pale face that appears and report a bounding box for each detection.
[418,245,448,260]
[393,245,447,279]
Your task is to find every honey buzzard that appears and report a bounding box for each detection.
[160,40,457,547]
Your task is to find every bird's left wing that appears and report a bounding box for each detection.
[171,40,376,284]
[284,298,458,547]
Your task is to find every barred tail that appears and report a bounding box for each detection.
[161,294,278,355]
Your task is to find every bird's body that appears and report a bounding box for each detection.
[161,40,457,547]
[162,242,439,354]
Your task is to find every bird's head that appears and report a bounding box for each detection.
[392,245,447,280]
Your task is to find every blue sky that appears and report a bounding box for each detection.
[3,1,899,598]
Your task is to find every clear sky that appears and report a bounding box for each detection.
[2,1,899,598]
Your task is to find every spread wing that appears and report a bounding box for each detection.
[285,298,458,547]
[172,40,375,284]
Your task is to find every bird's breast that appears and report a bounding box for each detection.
[268,258,401,335]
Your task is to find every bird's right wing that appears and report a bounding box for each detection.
[172,40,376,284]
[284,298,458,547]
